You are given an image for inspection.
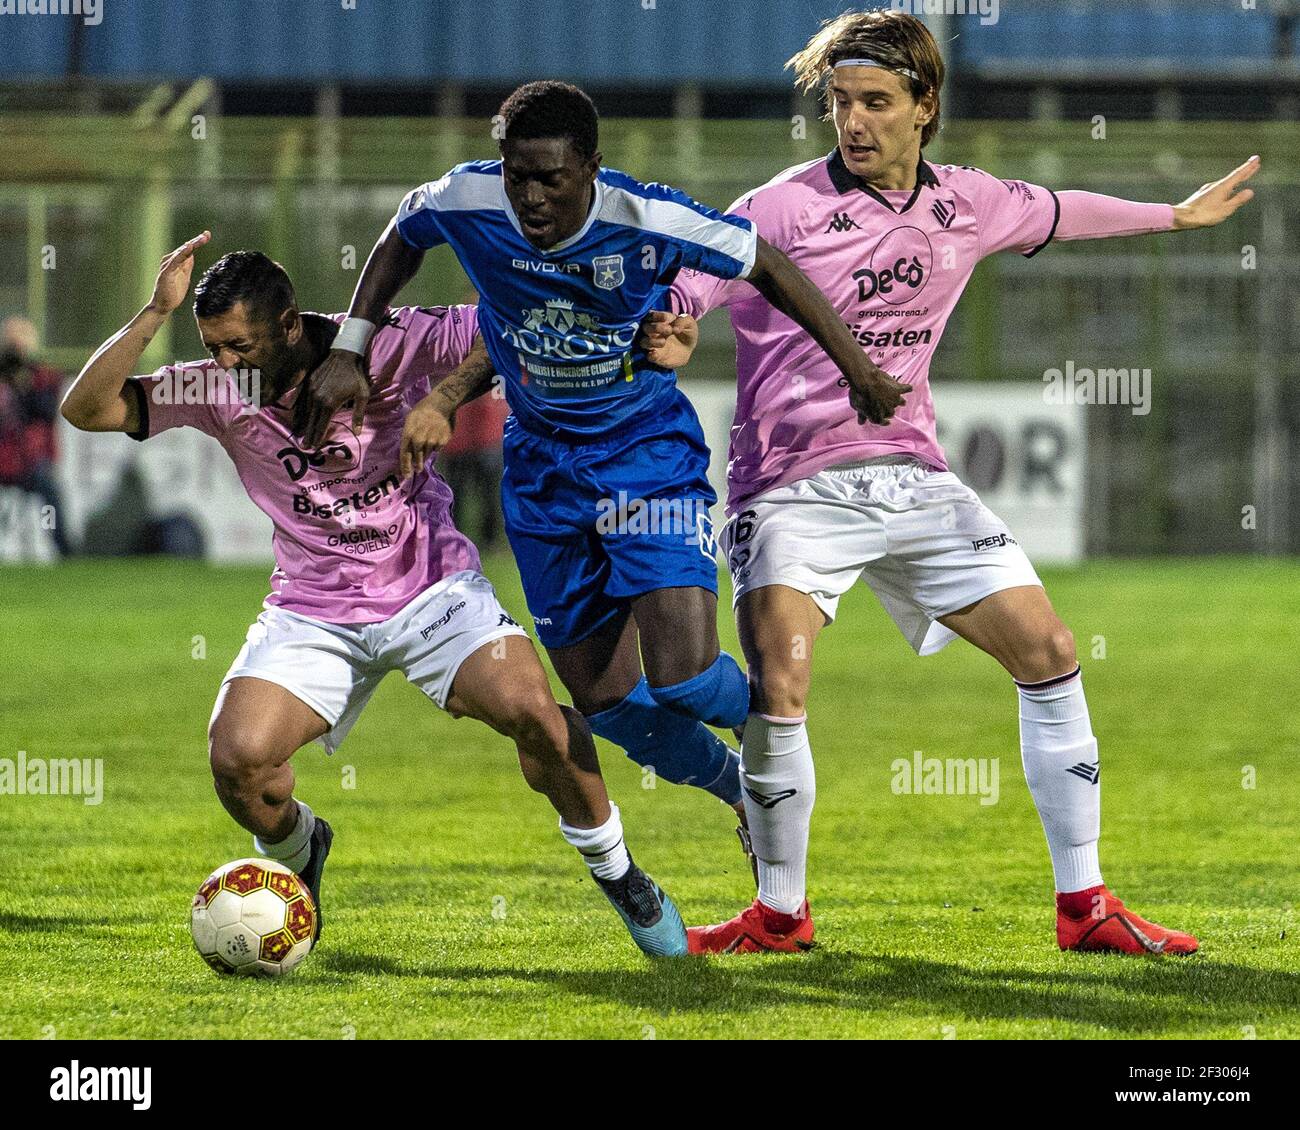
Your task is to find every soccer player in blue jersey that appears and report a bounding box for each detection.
[297,82,906,919]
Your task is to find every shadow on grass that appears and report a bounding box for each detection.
[313,946,1300,1033]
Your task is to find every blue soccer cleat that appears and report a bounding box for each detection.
[594,856,688,957]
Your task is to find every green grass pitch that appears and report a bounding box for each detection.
[0,556,1296,1039]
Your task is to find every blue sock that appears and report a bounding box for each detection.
[585,677,742,805]
[646,652,750,731]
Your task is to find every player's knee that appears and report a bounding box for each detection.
[1047,626,1078,672]
[494,683,565,754]
[1016,625,1077,682]
[208,726,278,798]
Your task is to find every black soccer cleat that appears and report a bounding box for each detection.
[297,816,333,943]
[735,807,759,890]
[593,855,688,957]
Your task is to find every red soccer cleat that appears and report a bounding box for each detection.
[687,898,815,954]
[1056,886,1199,955]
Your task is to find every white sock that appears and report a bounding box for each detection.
[741,713,815,915]
[560,803,631,882]
[254,800,315,873]
[1017,668,1104,893]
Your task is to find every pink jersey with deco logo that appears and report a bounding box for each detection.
[669,151,1173,514]
[128,305,482,624]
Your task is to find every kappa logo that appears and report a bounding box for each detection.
[498,612,520,628]
[931,197,957,229]
[592,254,625,290]
[825,211,861,234]
[744,786,798,810]
[1066,761,1100,784]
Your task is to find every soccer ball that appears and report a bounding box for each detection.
[190,858,316,977]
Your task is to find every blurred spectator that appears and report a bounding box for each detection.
[0,315,69,555]
[438,386,509,554]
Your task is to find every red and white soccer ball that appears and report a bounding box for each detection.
[190,858,316,977]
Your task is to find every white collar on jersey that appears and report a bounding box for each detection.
[499,175,604,255]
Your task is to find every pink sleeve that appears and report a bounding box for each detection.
[128,361,236,441]
[668,182,806,318]
[964,169,1061,259]
[396,304,479,385]
[1053,190,1175,242]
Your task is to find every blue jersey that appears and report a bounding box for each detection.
[394,160,757,439]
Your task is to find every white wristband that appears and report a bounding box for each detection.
[333,317,376,356]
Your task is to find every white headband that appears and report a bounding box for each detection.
[833,57,920,83]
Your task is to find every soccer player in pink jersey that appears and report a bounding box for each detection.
[60,233,694,957]
[643,9,1258,955]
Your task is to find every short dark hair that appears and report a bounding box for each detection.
[498,81,599,160]
[193,250,296,325]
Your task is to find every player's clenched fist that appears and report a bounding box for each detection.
[638,310,700,369]
[147,231,211,316]
[398,397,453,479]
[839,361,910,426]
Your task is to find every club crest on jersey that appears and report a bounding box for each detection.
[521,299,599,336]
[592,254,625,290]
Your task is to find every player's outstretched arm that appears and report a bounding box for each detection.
[397,333,496,479]
[61,230,212,433]
[1172,155,1259,230]
[747,237,908,426]
[293,219,425,448]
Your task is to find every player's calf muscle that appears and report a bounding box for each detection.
[737,587,822,717]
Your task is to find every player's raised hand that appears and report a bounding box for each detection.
[293,349,371,450]
[838,360,910,426]
[638,310,700,369]
[398,397,453,479]
[1172,155,1259,230]
[148,231,211,316]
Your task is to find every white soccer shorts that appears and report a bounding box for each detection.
[222,569,529,754]
[720,457,1042,656]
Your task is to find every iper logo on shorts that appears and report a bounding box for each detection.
[971,533,1018,552]
[420,601,467,640]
